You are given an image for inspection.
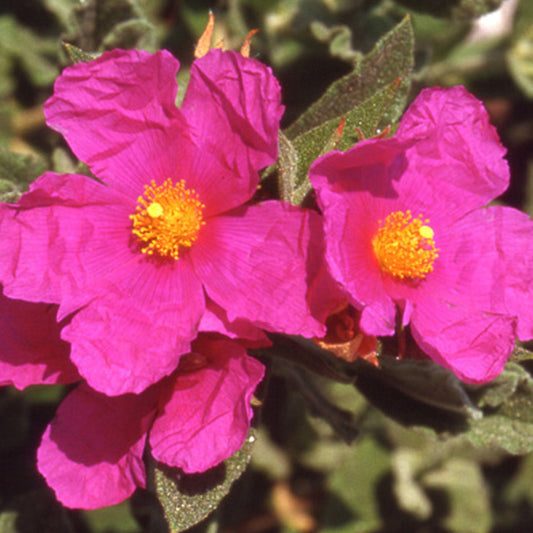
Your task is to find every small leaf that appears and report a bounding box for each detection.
[277,131,298,203]
[62,42,98,64]
[152,431,256,532]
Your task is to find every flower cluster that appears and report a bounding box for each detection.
[0,47,324,508]
[1,42,532,512]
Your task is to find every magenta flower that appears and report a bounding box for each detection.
[310,86,533,383]
[0,290,264,508]
[0,48,323,396]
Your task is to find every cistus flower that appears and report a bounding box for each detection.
[310,86,533,383]
[0,290,264,509]
[0,48,324,396]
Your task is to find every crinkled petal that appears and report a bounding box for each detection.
[37,383,158,509]
[182,49,283,207]
[0,289,78,388]
[0,172,134,316]
[191,201,324,338]
[396,206,533,340]
[311,152,403,335]
[199,299,271,349]
[149,336,264,473]
[411,304,516,384]
[62,258,205,396]
[475,206,533,341]
[44,49,194,198]
[396,86,510,221]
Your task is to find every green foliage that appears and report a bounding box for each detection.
[0,148,46,202]
[153,431,256,532]
[0,16,58,98]
[279,16,414,204]
[64,0,156,53]
[508,0,533,97]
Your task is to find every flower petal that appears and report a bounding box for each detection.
[0,172,133,316]
[149,336,264,473]
[191,201,325,338]
[182,49,283,206]
[37,384,158,509]
[62,258,205,396]
[311,151,403,335]
[0,289,78,388]
[396,86,510,220]
[44,49,192,198]
[199,299,271,349]
[411,304,516,383]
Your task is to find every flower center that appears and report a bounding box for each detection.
[372,210,438,280]
[130,178,205,260]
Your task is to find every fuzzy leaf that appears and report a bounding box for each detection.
[289,78,404,201]
[65,0,155,52]
[62,42,98,64]
[0,148,46,202]
[152,431,256,532]
[355,356,482,427]
[463,364,533,454]
[285,15,414,139]
[281,16,414,203]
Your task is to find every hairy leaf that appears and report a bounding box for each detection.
[152,431,256,532]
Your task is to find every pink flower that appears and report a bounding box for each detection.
[0,290,264,508]
[0,48,323,396]
[310,86,533,383]
[0,289,79,388]
[37,335,264,509]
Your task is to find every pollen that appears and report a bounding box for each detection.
[130,178,205,260]
[372,210,439,280]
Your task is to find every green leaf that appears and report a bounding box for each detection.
[463,363,533,454]
[285,15,414,139]
[0,16,58,91]
[0,148,46,201]
[508,24,533,98]
[65,0,156,53]
[310,21,363,64]
[43,0,79,29]
[289,78,404,202]
[280,16,414,203]
[152,431,256,532]
[321,436,390,533]
[422,458,492,533]
[62,42,98,64]
[277,131,299,203]
[355,356,482,428]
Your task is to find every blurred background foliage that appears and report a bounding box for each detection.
[2,0,533,532]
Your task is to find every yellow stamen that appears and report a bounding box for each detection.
[372,210,438,280]
[130,178,205,260]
